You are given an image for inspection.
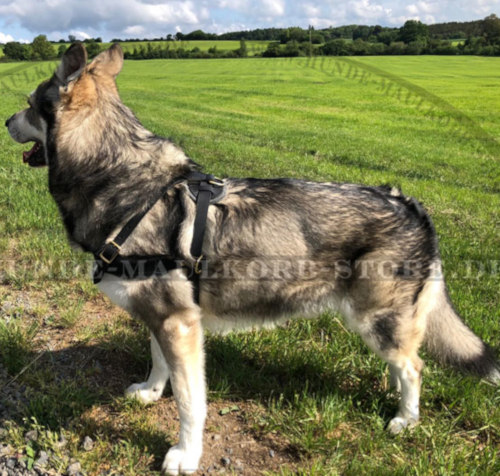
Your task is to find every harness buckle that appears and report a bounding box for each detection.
[99,240,122,265]
[194,255,204,275]
[208,177,224,187]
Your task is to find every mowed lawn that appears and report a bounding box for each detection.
[0,56,499,475]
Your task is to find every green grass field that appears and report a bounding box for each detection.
[0,56,499,475]
[114,40,270,55]
[0,40,270,58]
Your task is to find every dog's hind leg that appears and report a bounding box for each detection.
[388,363,402,393]
[385,353,423,433]
[354,307,425,434]
[126,332,170,404]
[155,309,206,476]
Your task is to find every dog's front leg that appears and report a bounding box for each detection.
[126,332,170,404]
[155,309,206,476]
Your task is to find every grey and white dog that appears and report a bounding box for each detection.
[6,44,499,475]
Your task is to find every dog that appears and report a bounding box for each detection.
[6,43,499,475]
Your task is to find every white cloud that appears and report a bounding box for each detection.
[216,0,249,9]
[349,0,393,23]
[124,25,146,36]
[0,32,14,42]
[406,4,419,15]
[302,3,321,17]
[308,17,336,28]
[260,0,285,17]
[471,0,500,16]
[70,30,91,40]
[0,1,496,41]
[406,1,439,17]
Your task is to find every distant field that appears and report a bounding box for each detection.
[113,40,270,55]
[0,40,270,58]
[0,57,499,475]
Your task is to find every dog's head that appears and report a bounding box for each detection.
[5,43,124,167]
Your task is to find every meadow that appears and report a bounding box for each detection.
[113,40,270,55]
[0,40,271,58]
[0,56,499,475]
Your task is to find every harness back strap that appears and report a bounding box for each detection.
[93,172,224,304]
[187,173,223,302]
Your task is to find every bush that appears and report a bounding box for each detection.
[3,41,32,60]
[263,42,282,57]
[322,39,351,56]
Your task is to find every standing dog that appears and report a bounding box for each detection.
[6,44,499,475]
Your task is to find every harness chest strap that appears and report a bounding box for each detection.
[92,172,224,303]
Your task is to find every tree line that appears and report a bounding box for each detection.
[2,15,500,61]
[2,35,102,61]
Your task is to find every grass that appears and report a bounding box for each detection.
[0,40,271,59]
[0,56,499,475]
[112,40,270,56]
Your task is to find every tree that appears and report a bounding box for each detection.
[86,40,102,58]
[283,40,301,57]
[262,41,281,57]
[353,25,371,40]
[237,38,248,57]
[377,30,398,45]
[31,35,55,60]
[68,34,76,43]
[3,42,31,60]
[280,27,307,44]
[57,44,68,58]
[483,14,500,44]
[399,20,429,44]
[322,39,351,56]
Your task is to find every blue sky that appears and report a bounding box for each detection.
[0,0,498,43]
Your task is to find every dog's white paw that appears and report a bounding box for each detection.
[162,445,200,475]
[125,382,163,404]
[387,416,418,434]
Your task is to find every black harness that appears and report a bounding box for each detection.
[92,171,225,303]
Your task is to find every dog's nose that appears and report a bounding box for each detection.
[5,116,12,128]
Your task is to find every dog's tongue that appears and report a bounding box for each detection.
[23,142,41,163]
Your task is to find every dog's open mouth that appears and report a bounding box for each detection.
[23,142,46,167]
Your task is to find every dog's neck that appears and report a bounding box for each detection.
[47,101,194,253]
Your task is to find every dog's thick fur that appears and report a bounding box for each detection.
[6,44,499,475]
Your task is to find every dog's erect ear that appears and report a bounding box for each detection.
[89,44,124,78]
[56,43,88,83]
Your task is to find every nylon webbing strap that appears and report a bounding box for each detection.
[96,178,184,267]
[93,172,224,304]
[189,182,214,303]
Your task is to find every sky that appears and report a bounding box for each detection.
[0,0,498,43]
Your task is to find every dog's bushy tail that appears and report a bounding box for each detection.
[421,263,500,383]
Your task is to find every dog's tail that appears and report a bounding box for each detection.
[419,261,500,383]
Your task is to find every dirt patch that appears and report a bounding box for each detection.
[83,399,299,475]
[1,285,301,475]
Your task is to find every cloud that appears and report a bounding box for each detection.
[260,0,285,17]
[70,30,91,40]
[0,1,496,41]
[471,0,500,16]
[124,25,146,36]
[0,32,14,42]
[0,0,201,40]
[349,0,393,23]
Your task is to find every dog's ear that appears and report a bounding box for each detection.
[56,43,88,84]
[88,44,124,78]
